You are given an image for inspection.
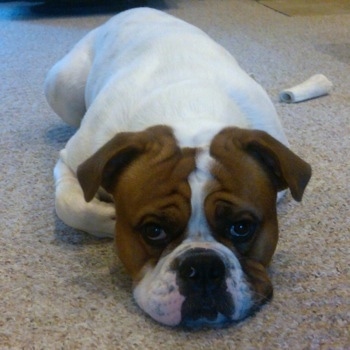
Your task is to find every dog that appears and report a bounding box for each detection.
[45,8,311,328]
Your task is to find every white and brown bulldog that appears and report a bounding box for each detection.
[45,8,311,327]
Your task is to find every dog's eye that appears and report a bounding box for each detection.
[142,224,168,245]
[226,220,256,243]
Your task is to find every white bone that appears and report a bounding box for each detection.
[279,74,333,103]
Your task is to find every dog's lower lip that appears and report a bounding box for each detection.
[182,304,222,323]
[180,313,231,328]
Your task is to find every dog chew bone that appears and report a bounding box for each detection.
[279,74,333,103]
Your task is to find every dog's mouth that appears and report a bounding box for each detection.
[179,290,271,329]
[180,296,234,328]
[134,245,273,328]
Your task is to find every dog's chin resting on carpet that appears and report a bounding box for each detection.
[45,8,311,328]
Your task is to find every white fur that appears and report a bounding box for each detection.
[133,261,185,327]
[185,149,216,243]
[45,8,288,325]
[46,8,288,173]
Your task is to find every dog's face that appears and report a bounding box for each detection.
[77,125,311,327]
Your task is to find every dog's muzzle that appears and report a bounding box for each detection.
[172,248,235,327]
[133,243,261,327]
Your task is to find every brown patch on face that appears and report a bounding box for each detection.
[114,144,196,280]
[206,135,279,267]
[240,257,274,305]
[205,127,311,269]
[77,126,196,280]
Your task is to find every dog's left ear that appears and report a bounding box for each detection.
[211,127,312,201]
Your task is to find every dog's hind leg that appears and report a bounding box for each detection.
[44,30,96,128]
[54,158,115,238]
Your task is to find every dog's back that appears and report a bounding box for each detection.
[45,8,288,173]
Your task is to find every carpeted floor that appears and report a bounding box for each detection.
[1,0,349,349]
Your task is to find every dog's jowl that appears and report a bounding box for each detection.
[45,8,311,327]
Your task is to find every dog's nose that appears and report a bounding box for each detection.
[177,249,226,292]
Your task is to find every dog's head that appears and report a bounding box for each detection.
[77,125,311,327]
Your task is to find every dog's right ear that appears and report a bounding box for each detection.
[210,127,312,202]
[77,125,174,202]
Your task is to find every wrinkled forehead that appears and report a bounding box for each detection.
[114,140,197,214]
[189,145,274,204]
[115,126,275,227]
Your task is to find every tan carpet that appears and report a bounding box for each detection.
[258,0,350,16]
[1,0,349,348]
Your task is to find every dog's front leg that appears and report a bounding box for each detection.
[54,158,115,238]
